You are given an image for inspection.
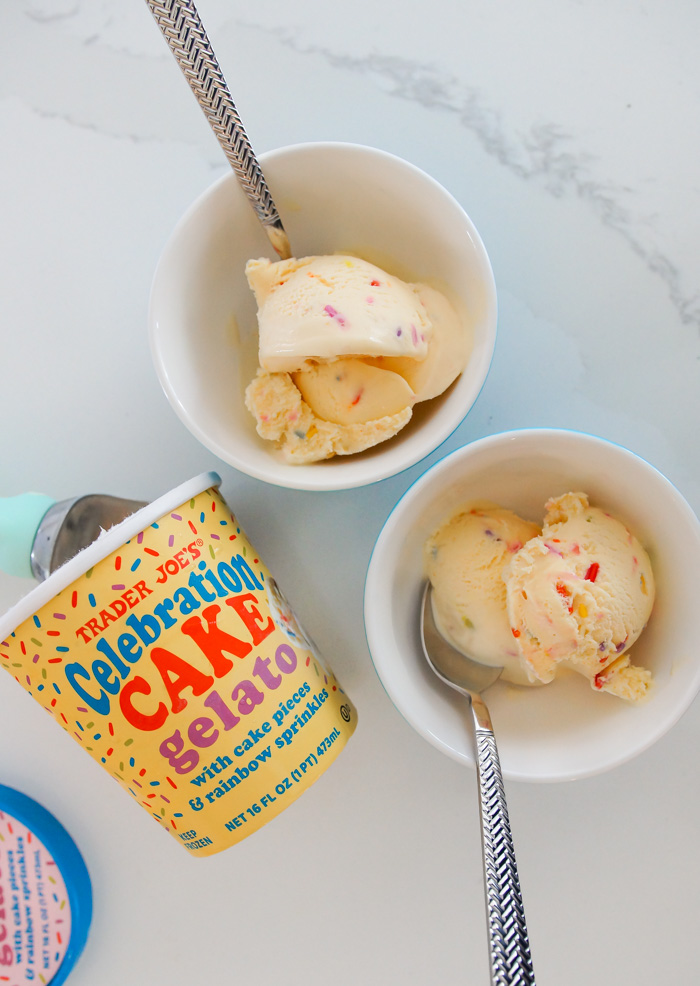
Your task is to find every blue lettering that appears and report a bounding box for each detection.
[125,612,161,646]
[229,553,264,591]
[92,658,120,694]
[217,561,242,593]
[153,598,178,629]
[187,570,217,602]
[65,662,110,715]
[173,586,201,615]
[117,632,142,665]
[95,636,130,677]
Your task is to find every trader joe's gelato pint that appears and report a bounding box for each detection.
[0,473,356,856]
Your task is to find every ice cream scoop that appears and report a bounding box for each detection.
[245,369,413,464]
[424,491,655,702]
[247,255,433,373]
[424,501,541,685]
[362,284,470,402]
[244,254,468,463]
[292,359,415,425]
[506,492,654,701]
[0,492,146,581]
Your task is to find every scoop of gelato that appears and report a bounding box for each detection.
[244,255,469,463]
[424,491,656,702]
[360,284,470,401]
[424,502,541,685]
[505,492,654,701]
[245,369,412,464]
[292,359,415,426]
[247,254,432,373]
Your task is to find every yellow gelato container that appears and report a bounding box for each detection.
[0,473,356,856]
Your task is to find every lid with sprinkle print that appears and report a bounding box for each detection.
[0,784,92,985]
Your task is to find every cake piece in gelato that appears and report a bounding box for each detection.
[506,492,655,701]
[425,492,655,702]
[244,254,469,463]
[245,369,412,464]
[425,502,541,686]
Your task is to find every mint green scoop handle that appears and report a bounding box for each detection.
[0,493,56,579]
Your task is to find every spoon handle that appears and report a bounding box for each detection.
[472,709,536,985]
[145,0,292,259]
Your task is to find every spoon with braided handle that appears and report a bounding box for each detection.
[145,0,292,259]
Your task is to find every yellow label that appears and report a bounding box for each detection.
[0,488,356,856]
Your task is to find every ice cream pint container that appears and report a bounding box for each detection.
[0,473,357,856]
[0,784,92,986]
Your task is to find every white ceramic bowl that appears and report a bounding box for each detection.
[149,142,497,491]
[364,429,700,782]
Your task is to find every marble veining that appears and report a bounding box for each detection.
[7,2,700,331]
[246,23,700,331]
[1,4,700,986]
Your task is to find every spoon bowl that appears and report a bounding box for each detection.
[420,583,536,985]
[421,583,503,697]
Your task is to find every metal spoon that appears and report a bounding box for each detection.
[0,493,146,581]
[145,0,292,260]
[420,583,536,986]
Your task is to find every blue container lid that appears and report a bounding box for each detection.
[0,784,92,985]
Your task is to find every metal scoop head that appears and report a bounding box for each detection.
[0,493,146,581]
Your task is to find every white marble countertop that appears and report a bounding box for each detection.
[1,2,699,983]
